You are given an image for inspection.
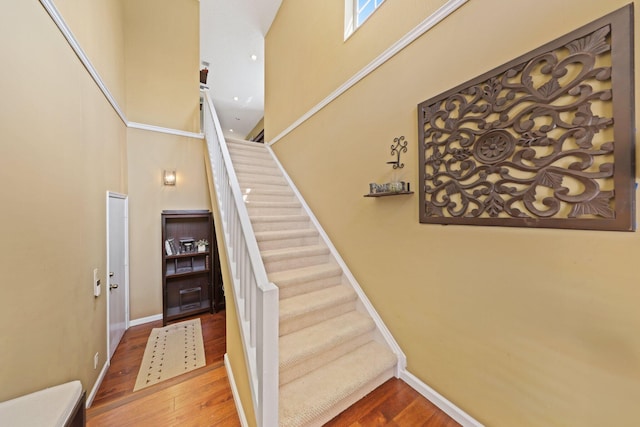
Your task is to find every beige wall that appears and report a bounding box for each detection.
[266,0,640,425]
[265,0,447,139]
[127,129,211,319]
[204,149,257,426]
[0,1,126,401]
[0,0,204,404]
[54,0,126,109]
[122,0,206,320]
[124,0,201,132]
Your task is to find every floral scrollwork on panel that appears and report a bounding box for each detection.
[418,7,635,231]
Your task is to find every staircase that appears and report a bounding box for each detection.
[227,139,399,426]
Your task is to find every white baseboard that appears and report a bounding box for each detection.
[224,353,249,427]
[129,313,163,327]
[86,359,110,408]
[400,369,484,427]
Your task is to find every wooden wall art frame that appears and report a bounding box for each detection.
[418,5,635,231]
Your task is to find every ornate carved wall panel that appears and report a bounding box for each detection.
[418,5,635,231]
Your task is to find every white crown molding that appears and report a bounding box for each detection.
[39,0,204,141]
[39,0,127,125]
[268,0,469,146]
[128,122,204,139]
[400,369,484,427]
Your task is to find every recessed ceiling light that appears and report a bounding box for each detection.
[229,129,234,132]
[233,96,239,101]
[250,54,257,61]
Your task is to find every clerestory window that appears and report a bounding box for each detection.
[344,0,385,40]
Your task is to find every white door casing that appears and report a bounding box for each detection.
[107,192,129,359]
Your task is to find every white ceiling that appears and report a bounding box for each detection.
[200,0,282,140]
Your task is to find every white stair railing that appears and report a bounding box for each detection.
[202,91,279,427]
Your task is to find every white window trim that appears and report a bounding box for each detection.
[344,0,385,40]
[344,0,355,40]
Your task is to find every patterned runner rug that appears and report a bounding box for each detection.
[133,318,206,391]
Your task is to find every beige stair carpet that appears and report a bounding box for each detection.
[227,140,397,426]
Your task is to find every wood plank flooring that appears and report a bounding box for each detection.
[88,311,460,426]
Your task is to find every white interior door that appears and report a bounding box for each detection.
[107,192,128,359]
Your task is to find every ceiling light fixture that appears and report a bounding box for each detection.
[229,129,234,133]
[233,96,239,101]
[250,54,257,61]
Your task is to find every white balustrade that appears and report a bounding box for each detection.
[202,92,279,427]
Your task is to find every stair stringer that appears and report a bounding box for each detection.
[227,137,408,377]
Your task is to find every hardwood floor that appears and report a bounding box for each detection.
[88,312,460,426]
[88,312,239,426]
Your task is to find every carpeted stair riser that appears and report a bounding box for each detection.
[228,142,271,153]
[275,274,344,299]
[279,312,376,386]
[241,186,293,198]
[279,286,357,336]
[268,264,344,299]
[262,249,331,273]
[246,205,303,217]
[280,300,356,336]
[231,153,274,168]
[234,164,283,177]
[230,154,275,165]
[255,229,319,251]
[236,173,289,186]
[250,215,312,232]
[245,200,301,209]
[280,331,375,386]
[243,192,297,203]
[228,146,273,157]
[279,341,397,427]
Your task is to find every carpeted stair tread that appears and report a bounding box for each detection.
[230,153,272,164]
[251,214,311,232]
[255,228,318,242]
[234,164,282,177]
[227,140,269,151]
[245,200,301,209]
[251,214,309,223]
[280,311,375,370]
[229,151,272,162]
[268,263,342,288]
[261,244,329,262]
[241,187,294,195]
[237,173,288,186]
[279,341,397,427]
[242,187,292,198]
[279,285,355,322]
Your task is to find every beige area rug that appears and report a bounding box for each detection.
[133,318,206,391]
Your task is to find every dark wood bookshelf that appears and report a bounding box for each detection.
[161,210,224,325]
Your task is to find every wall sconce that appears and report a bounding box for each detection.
[163,169,176,186]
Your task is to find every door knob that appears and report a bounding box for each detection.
[110,283,119,290]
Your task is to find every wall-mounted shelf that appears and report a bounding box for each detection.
[364,191,414,197]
